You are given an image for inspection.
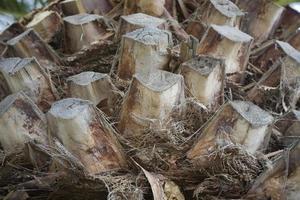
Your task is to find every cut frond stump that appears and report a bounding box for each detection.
[197,24,253,75]
[186,0,244,40]
[117,27,172,80]
[180,35,199,62]
[47,98,127,175]
[289,29,300,51]
[274,4,300,41]
[187,101,273,164]
[63,14,112,53]
[115,13,166,41]
[124,0,166,17]
[275,110,300,137]
[67,71,120,114]
[248,41,300,107]
[60,0,113,16]
[0,22,25,43]
[118,70,184,136]
[6,29,61,69]
[0,92,47,154]
[179,55,225,110]
[236,0,284,44]
[0,57,57,111]
[26,11,63,46]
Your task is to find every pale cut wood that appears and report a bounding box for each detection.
[47,98,127,175]
[63,14,112,53]
[124,0,166,17]
[186,0,244,40]
[67,71,120,114]
[26,11,63,46]
[179,55,225,110]
[0,22,25,42]
[117,27,172,80]
[187,101,273,164]
[118,70,184,136]
[248,41,300,107]
[0,57,58,111]
[236,0,284,44]
[6,29,61,69]
[60,0,113,16]
[197,24,253,75]
[115,13,166,40]
[0,92,47,154]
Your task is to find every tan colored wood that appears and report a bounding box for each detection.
[26,11,63,45]
[186,0,244,40]
[47,98,127,175]
[60,0,113,16]
[6,29,61,69]
[117,27,172,80]
[124,0,166,17]
[0,57,58,111]
[248,41,300,108]
[274,4,300,41]
[187,101,273,165]
[179,55,225,110]
[236,0,284,44]
[63,14,112,53]
[67,71,120,115]
[197,24,253,75]
[0,92,47,154]
[118,70,184,136]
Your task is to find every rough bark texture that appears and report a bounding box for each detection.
[0,22,25,43]
[0,92,47,154]
[248,41,300,107]
[197,24,253,75]
[118,70,184,136]
[186,0,244,40]
[63,14,112,53]
[5,29,61,69]
[117,27,172,80]
[187,101,273,164]
[236,0,284,44]
[124,0,166,17]
[0,57,57,111]
[179,35,199,62]
[179,55,225,110]
[26,11,63,47]
[274,4,300,41]
[275,110,300,136]
[47,98,127,175]
[289,30,300,51]
[60,0,113,16]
